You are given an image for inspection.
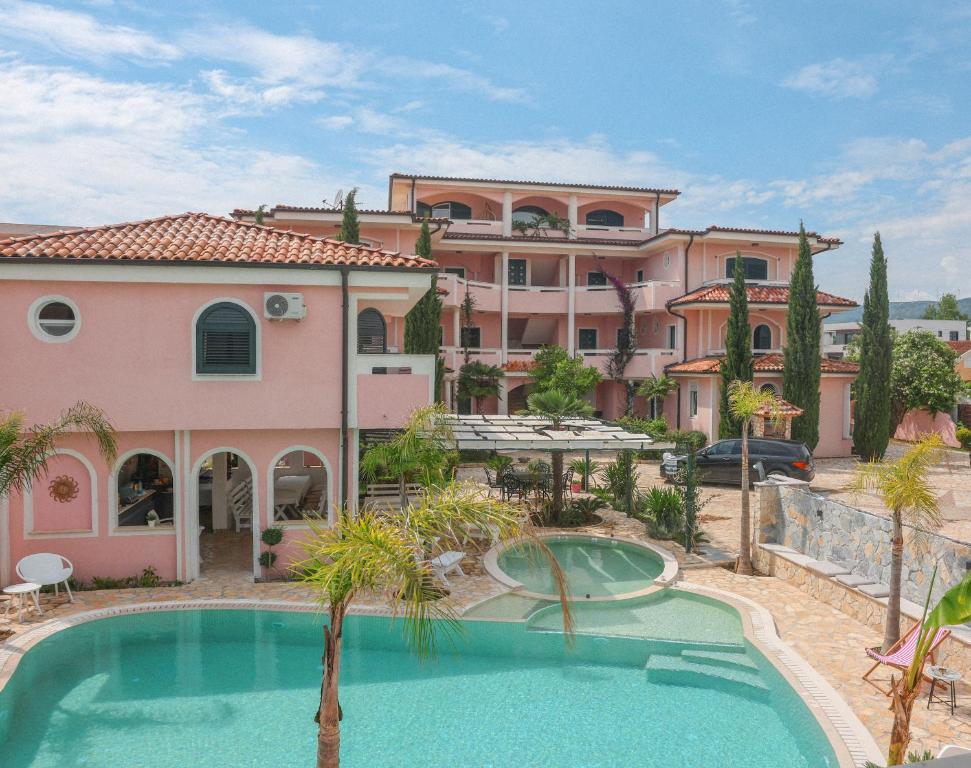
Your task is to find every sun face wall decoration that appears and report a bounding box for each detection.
[49,475,80,503]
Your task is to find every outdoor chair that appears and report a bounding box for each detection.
[562,469,575,500]
[484,467,506,499]
[862,623,951,695]
[16,553,75,603]
[502,474,525,503]
[430,551,466,586]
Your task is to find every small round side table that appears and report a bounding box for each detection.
[3,582,43,623]
[927,666,961,716]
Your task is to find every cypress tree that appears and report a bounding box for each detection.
[404,218,444,401]
[783,223,822,449]
[853,232,892,459]
[719,251,753,438]
[337,188,360,244]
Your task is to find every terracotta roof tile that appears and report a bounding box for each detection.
[755,397,804,417]
[947,340,971,355]
[391,173,679,196]
[231,206,449,223]
[669,284,857,308]
[665,354,859,375]
[0,212,436,269]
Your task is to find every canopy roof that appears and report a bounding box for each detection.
[445,415,675,451]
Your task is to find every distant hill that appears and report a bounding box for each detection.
[828,298,971,324]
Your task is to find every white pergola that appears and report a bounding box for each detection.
[444,414,676,452]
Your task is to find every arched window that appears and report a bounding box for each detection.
[417,201,472,220]
[512,205,548,225]
[585,209,625,227]
[196,302,256,374]
[116,452,175,527]
[753,324,772,350]
[357,308,386,353]
[726,256,769,280]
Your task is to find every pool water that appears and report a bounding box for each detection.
[497,535,664,597]
[0,608,838,768]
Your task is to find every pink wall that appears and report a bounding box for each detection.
[357,374,430,428]
[894,408,960,448]
[683,308,788,358]
[687,242,796,290]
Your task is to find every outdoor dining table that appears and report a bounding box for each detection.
[506,469,555,499]
[273,475,312,521]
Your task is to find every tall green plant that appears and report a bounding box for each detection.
[404,219,443,401]
[890,331,963,429]
[457,361,504,414]
[783,223,821,449]
[637,375,678,420]
[530,346,601,399]
[296,483,574,768]
[849,435,944,652]
[727,381,780,575]
[854,232,893,460]
[525,390,594,522]
[921,292,968,321]
[719,252,753,438]
[336,188,360,244]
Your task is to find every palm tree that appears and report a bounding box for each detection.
[524,389,594,522]
[0,402,117,499]
[457,361,505,414]
[726,380,780,575]
[637,375,678,420]
[849,435,944,652]
[360,404,454,509]
[883,568,971,765]
[296,482,573,768]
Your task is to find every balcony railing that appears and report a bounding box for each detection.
[578,348,679,379]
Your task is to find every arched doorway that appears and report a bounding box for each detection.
[269,447,331,526]
[193,449,258,580]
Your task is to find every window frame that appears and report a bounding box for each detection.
[443,267,466,279]
[507,258,528,286]
[578,328,598,350]
[511,205,549,226]
[584,209,625,227]
[586,271,608,287]
[193,299,260,379]
[726,256,769,281]
[109,448,178,535]
[666,324,677,350]
[28,295,81,343]
[460,326,482,349]
[753,324,772,351]
[357,307,387,354]
[688,383,699,418]
[420,201,473,220]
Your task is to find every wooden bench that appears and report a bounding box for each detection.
[361,483,423,511]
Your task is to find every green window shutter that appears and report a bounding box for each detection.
[196,303,256,374]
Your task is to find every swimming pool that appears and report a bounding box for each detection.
[491,534,669,599]
[0,607,839,767]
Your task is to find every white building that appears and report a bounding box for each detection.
[824,318,968,359]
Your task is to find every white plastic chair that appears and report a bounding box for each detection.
[16,553,74,603]
[430,551,465,586]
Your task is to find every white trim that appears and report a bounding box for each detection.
[0,262,346,286]
[27,294,81,343]
[23,448,98,539]
[107,448,177,536]
[189,446,258,582]
[174,431,184,580]
[843,382,852,439]
[265,445,335,531]
[0,496,10,587]
[190,297,262,382]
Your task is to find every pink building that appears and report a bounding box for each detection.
[240,174,859,456]
[0,213,436,585]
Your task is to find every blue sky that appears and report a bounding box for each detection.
[1,0,970,302]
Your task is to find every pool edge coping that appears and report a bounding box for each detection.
[482,531,680,602]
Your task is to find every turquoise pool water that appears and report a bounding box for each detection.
[497,535,664,597]
[0,608,838,767]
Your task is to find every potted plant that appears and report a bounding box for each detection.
[146,510,160,528]
[259,526,284,578]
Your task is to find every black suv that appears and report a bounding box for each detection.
[660,438,815,484]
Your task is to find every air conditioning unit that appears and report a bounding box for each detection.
[264,292,306,320]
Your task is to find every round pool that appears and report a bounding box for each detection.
[489,534,675,600]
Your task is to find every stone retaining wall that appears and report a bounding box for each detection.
[756,479,968,605]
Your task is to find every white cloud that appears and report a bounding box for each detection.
[200,69,324,111]
[319,115,354,130]
[0,0,179,63]
[783,58,879,99]
[724,0,757,26]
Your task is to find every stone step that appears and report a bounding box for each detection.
[680,648,760,672]
[644,655,770,701]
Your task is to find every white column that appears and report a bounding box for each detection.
[567,252,576,355]
[502,192,512,237]
[212,452,229,530]
[350,429,361,515]
[498,376,510,415]
[452,306,460,349]
[0,496,10,587]
[568,194,578,239]
[501,251,509,363]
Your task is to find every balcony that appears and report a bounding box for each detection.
[507,285,568,313]
[578,348,680,379]
[574,281,681,314]
[354,353,435,428]
[440,347,503,372]
[444,219,504,237]
[438,273,502,312]
[575,224,651,241]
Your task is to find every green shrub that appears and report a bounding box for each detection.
[261,527,284,547]
[634,486,684,539]
[957,425,971,450]
[669,429,707,452]
[136,566,161,588]
[569,457,598,488]
[617,416,669,439]
[486,454,513,475]
[258,551,277,568]
[598,451,637,513]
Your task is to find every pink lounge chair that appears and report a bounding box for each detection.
[863,623,951,696]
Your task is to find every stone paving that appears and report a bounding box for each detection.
[2,486,970,762]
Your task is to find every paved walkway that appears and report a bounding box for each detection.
[3,500,969,761]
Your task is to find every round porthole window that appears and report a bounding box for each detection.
[30,297,80,342]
